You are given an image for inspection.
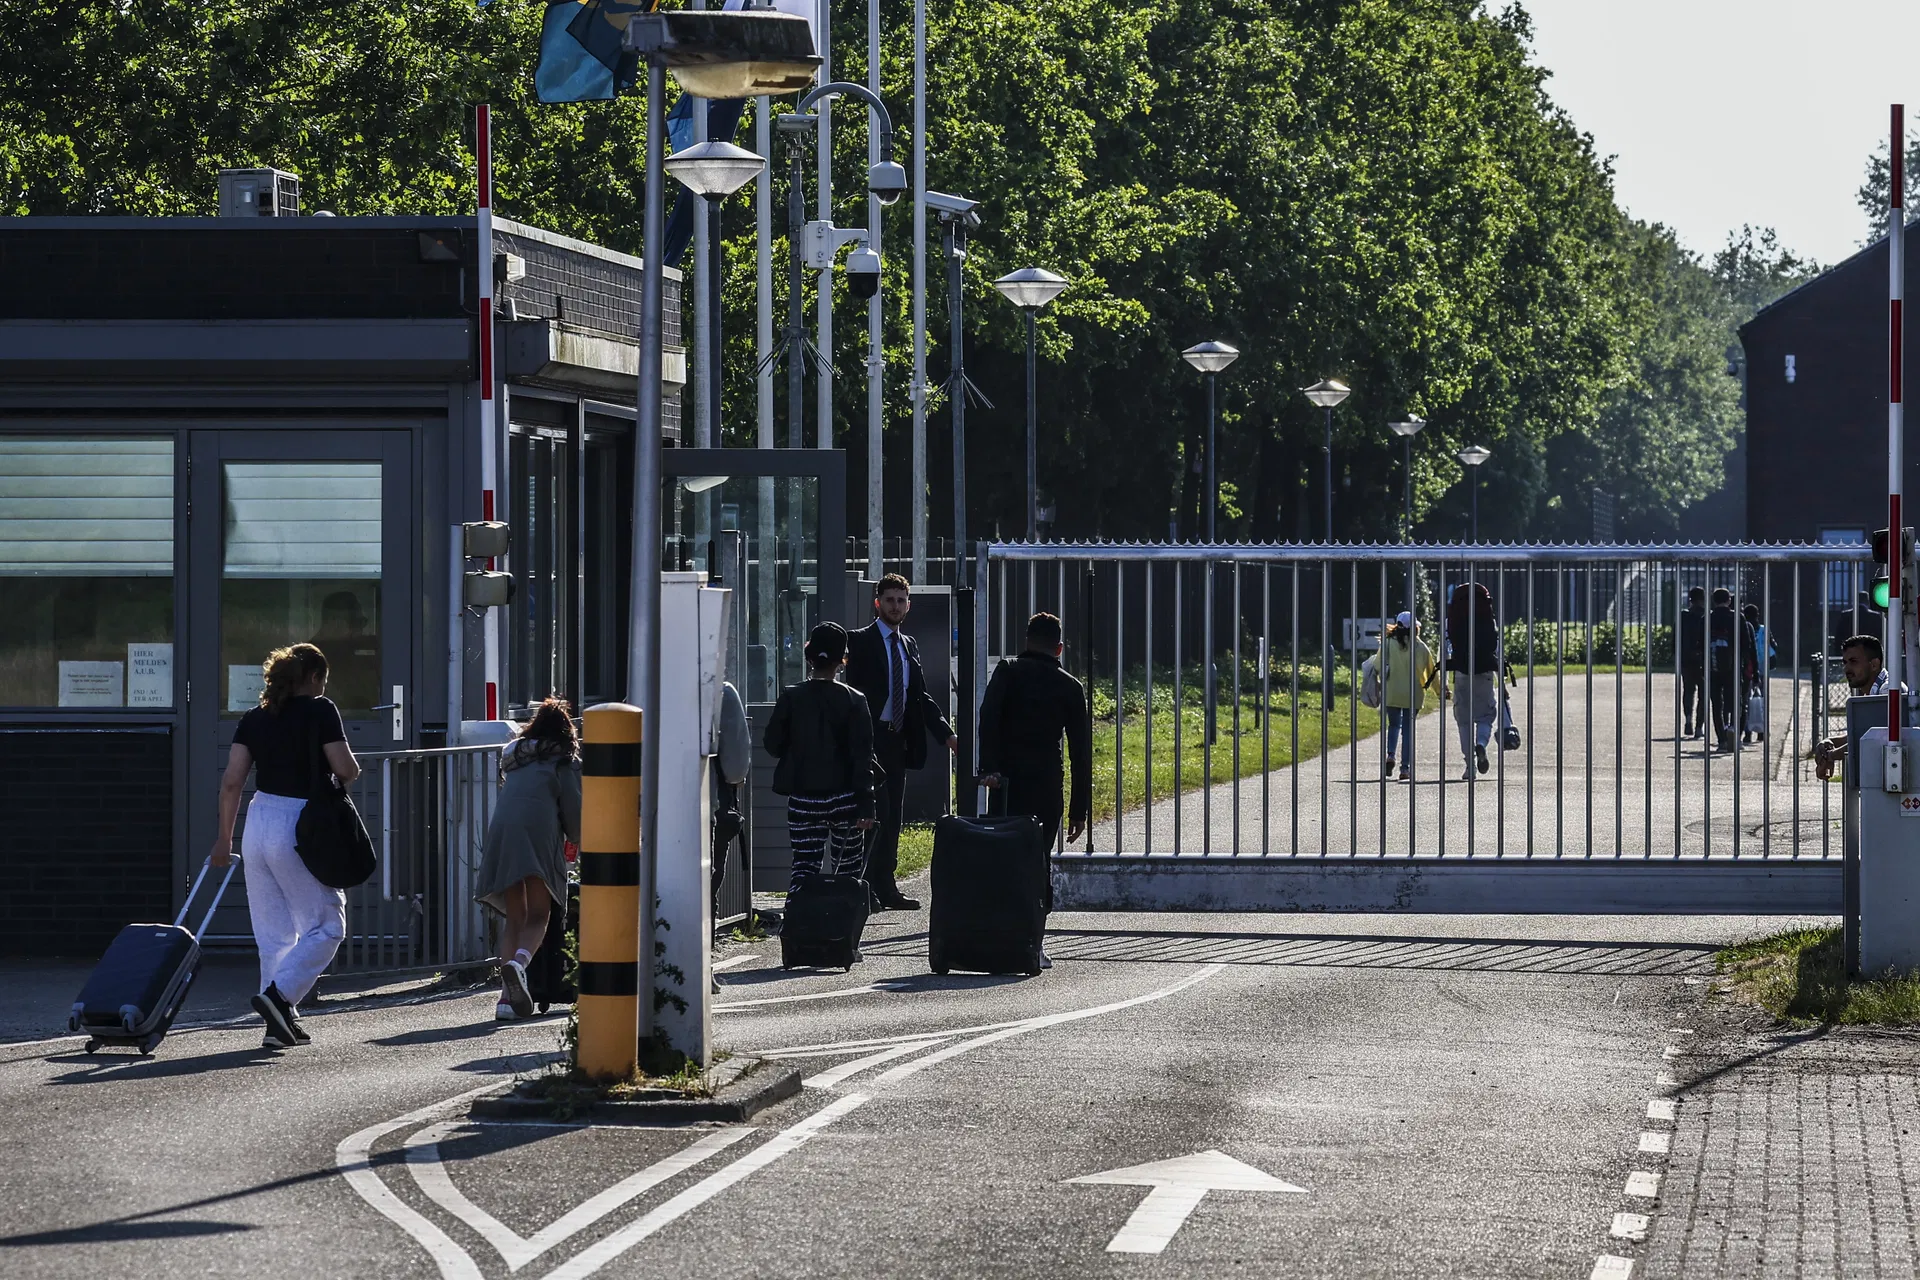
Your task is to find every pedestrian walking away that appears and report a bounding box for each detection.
[1678,585,1707,739]
[844,573,956,911]
[211,643,361,1051]
[978,612,1091,967]
[764,623,878,894]
[1442,583,1502,779]
[1741,602,1774,744]
[1706,588,1756,753]
[1378,611,1435,781]
[474,698,582,1021]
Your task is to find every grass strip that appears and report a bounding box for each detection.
[1717,926,1920,1025]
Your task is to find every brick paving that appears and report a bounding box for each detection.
[1641,1016,1920,1279]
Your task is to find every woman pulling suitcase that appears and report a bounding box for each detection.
[474,698,582,1020]
[211,643,362,1050]
[764,624,877,892]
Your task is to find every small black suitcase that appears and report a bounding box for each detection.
[526,881,580,1013]
[70,858,237,1056]
[928,815,1049,976]
[780,830,871,972]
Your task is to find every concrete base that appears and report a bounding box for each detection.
[1856,728,1920,972]
[1052,855,1841,915]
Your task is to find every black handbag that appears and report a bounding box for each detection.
[294,720,377,889]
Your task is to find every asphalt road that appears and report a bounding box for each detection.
[0,899,1821,1279]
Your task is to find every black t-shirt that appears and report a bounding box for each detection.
[234,696,347,798]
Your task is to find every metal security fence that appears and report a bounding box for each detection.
[333,744,503,973]
[976,542,1877,913]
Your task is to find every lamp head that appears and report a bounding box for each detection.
[1181,340,1239,374]
[663,140,767,198]
[1458,445,1492,467]
[1301,378,1351,408]
[993,267,1069,311]
[1387,416,1426,438]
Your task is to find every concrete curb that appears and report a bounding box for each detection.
[467,1055,802,1124]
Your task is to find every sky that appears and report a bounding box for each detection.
[1516,0,1920,268]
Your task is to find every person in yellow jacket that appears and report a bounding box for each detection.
[1381,611,1435,781]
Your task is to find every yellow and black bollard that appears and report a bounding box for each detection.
[577,702,642,1079]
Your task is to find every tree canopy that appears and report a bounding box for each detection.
[0,0,1801,543]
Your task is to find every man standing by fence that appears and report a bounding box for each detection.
[1679,586,1708,739]
[847,574,956,911]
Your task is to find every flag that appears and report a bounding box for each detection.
[536,0,646,103]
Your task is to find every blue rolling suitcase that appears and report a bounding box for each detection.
[69,858,237,1056]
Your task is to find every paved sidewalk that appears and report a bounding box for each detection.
[1639,1012,1920,1278]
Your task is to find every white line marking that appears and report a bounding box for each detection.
[1655,1074,1680,1091]
[710,955,758,973]
[1591,1255,1634,1279]
[1610,1212,1650,1241]
[335,1085,510,1280]
[765,1016,1038,1056]
[1624,1170,1661,1198]
[873,964,1228,1087]
[537,1092,871,1280]
[1638,1131,1671,1155]
[1646,1098,1676,1122]
[1109,1185,1208,1253]
[1661,1045,1681,1059]
[714,983,891,1011]
[802,1040,944,1089]
[405,1123,753,1271]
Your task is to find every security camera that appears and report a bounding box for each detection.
[924,190,981,222]
[846,245,882,301]
[868,160,907,207]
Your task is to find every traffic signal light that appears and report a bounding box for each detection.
[1871,526,1916,610]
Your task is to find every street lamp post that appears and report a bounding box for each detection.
[993,267,1069,542]
[1458,444,1491,542]
[1386,417,1426,543]
[1181,342,1239,542]
[1302,379,1351,543]
[622,8,814,1060]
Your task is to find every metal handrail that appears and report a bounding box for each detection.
[987,541,1876,563]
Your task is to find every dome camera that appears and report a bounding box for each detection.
[867,160,907,206]
[846,245,882,301]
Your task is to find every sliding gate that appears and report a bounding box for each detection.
[975,542,1876,914]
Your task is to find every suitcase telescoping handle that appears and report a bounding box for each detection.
[173,856,240,942]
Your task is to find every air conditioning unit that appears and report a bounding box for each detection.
[217,168,301,218]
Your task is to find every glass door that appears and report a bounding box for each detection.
[187,430,413,939]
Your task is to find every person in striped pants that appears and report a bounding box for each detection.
[764,623,877,891]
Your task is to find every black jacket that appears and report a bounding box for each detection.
[1707,607,1757,680]
[845,621,954,769]
[762,679,876,818]
[978,651,1092,828]
[1679,606,1707,672]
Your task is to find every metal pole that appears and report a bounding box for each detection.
[949,218,967,583]
[1025,308,1038,541]
[1206,372,1217,543]
[866,0,884,580]
[1403,435,1413,544]
[475,103,500,723]
[757,98,773,450]
[910,0,928,581]
[626,61,669,1050]
[815,0,833,452]
[1471,468,1480,544]
[786,140,805,448]
[1889,101,1906,743]
[1323,403,1333,543]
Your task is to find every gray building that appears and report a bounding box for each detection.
[0,211,682,953]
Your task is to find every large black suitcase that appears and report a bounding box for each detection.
[70,858,236,1056]
[928,815,1048,976]
[780,830,871,972]
[526,881,579,1013]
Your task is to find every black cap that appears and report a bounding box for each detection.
[804,622,848,665]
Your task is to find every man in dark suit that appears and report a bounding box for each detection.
[845,573,956,910]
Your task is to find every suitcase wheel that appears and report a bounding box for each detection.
[931,964,950,975]
[139,1035,161,1056]
[83,1039,100,1055]
[537,1002,550,1015]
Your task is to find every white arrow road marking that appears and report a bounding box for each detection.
[538,1092,872,1280]
[1069,1150,1307,1255]
[404,1124,753,1271]
[335,1084,512,1280]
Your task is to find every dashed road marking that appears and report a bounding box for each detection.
[1646,1098,1675,1122]
[1637,1131,1671,1155]
[1590,1254,1634,1279]
[1624,1170,1661,1199]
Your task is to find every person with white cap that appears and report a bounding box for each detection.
[1381,611,1435,781]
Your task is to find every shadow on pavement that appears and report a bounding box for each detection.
[370,1020,525,1048]
[0,1219,258,1247]
[862,927,1719,976]
[44,1046,282,1084]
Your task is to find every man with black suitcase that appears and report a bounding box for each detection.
[977,612,1091,968]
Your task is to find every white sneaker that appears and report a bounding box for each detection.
[495,1000,519,1022]
[1038,950,1054,970]
[501,959,535,1017]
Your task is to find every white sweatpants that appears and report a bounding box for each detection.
[242,792,347,1003]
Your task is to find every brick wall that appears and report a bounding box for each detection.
[0,729,173,956]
